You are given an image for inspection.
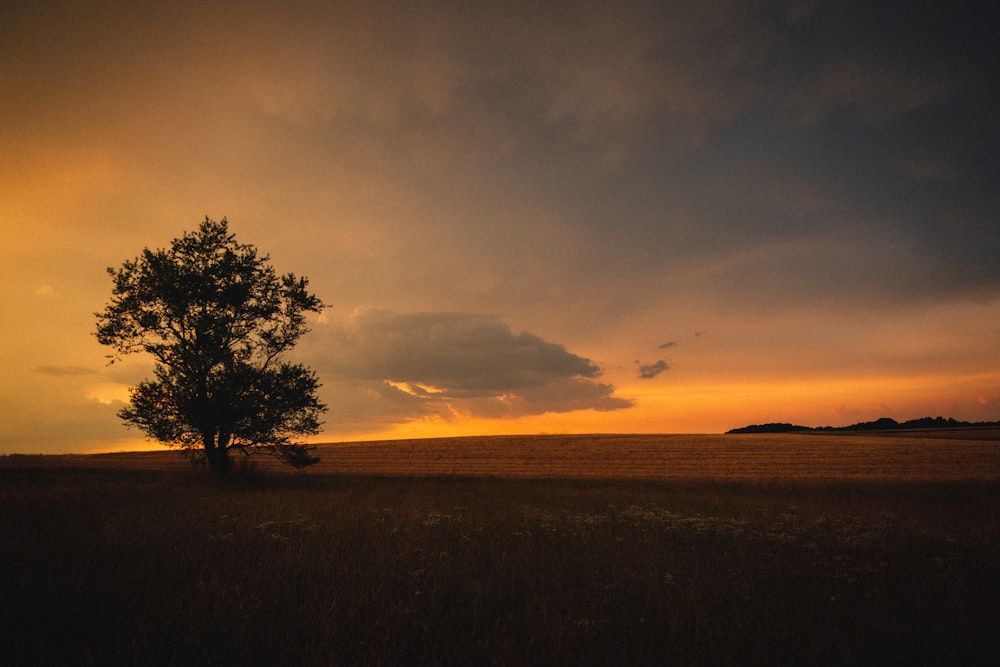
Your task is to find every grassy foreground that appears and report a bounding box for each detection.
[2,437,999,665]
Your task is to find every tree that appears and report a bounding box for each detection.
[95,217,327,473]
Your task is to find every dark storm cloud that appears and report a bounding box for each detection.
[638,360,670,380]
[326,309,602,391]
[532,1,1000,308]
[303,309,633,424]
[5,0,995,311]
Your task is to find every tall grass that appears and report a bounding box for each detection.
[2,464,998,665]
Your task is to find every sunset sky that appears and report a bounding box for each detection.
[2,1,999,454]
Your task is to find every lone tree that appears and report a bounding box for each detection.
[95,217,327,473]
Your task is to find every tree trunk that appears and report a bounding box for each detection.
[203,432,231,474]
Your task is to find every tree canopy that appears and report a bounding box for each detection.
[95,218,327,472]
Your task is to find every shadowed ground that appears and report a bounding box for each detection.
[2,432,998,665]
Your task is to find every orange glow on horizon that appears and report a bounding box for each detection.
[23,368,1000,456]
[314,369,1000,443]
[82,439,170,455]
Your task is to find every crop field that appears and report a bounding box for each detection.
[2,432,999,665]
[8,430,1000,480]
[309,431,1000,480]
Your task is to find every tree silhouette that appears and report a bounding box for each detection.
[95,218,326,472]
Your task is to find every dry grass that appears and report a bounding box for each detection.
[3,432,999,665]
[308,432,1000,481]
[7,431,998,481]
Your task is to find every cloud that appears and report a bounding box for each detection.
[781,57,955,127]
[658,341,677,349]
[35,365,97,377]
[303,309,633,429]
[638,360,670,380]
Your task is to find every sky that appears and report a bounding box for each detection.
[2,0,999,454]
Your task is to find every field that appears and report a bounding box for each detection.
[3,432,999,665]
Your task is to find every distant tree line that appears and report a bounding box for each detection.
[727,416,1000,434]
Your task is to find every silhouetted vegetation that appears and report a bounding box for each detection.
[95,218,326,473]
[728,415,1000,434]
[726,422,811,434]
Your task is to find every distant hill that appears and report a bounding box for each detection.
[727,416,1000,434]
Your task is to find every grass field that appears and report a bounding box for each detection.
[2,432,999,665]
